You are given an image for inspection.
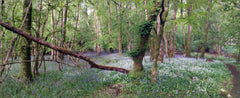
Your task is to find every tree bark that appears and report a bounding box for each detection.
[163,32,169,58]
[107,0,114,53]
[68,3,80,60]
[118,1,123,56]
[170,3,177,57]
[146,1,154,61]
[94,12,101,56]
[18,0,33,81]
[150,31,155,61]
[59,1,68,60]
[33,0,43,77]
[158,38,164,63]
[200,0,211,58]
[151,0,169,83]
[51,9,56,60]
[185,1,192,57]
[0,20,130,74]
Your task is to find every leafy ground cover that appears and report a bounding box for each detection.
[191,52,234,61]
[0,53,232,97]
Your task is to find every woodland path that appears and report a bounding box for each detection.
[225,64,240,97]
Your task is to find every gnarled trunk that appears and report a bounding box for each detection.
[151,0,169,83]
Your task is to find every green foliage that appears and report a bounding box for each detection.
[127,48,145,57]
[137,21,153,37]
[0,53,233,97]
[127,21,153,57]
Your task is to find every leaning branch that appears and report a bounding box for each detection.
[0,20,130,74]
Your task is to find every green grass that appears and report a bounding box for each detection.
[0,56,233,97]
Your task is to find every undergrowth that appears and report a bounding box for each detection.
[0,55,232,97]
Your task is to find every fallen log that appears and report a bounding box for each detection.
[0,20,129,74]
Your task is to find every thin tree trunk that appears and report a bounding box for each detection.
[169,2,177,58]
[33,0,43,77]
[163,32,169,58]
[200,0,211,58]
[18,0,33,81]
[83,6,97,54]
[146,0,154,61]
[150,31,155,61]
[185,1,192,57]
[51,9,55,60]
[158,38,164,63]
[69,3,80,59]
[182,24,186,50]
[59,2,68,60]
[94,12,101,56]
[127,19,133,51]
[107,0,113,53]
[118,1,123,56]
[0,0,4,63]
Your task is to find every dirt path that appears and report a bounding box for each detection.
[225,64,240,97]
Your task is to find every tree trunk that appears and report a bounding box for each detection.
[0,0,5,63]
[94,12,101,56]
[200,0,211,58]
[163,32,169,58]
[59,2,68,60]
[118,1,123,56]
[150,31,155,61]
[69,4,80,59]
[185,1,192,57]
[107,0,114,53]
[33,0,43,77]
[146,1,154,61]
[182,24,186,50]
[18,0,33,81]
[169,31,174,57]
[51,10,56,60]
[170,3,177,57]
[158,38,164,63]
[151,0,169,83]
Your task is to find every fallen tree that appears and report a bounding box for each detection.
[0,20,129,74]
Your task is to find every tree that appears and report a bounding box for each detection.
[151,0,169,83]
[200,0,211,58]
[107,0,114,53]
[185,0,192,57]
[18,0,33,81]
[169,1,177,58]
[118,1,123,56]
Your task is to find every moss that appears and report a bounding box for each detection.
[138,21,153,38]
[127,48,145,57]
[127,21,153,57]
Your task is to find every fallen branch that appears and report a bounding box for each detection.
[0,20,130,74]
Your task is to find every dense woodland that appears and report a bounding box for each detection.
[0,0,240,97]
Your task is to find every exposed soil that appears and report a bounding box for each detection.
[225,64,240,97]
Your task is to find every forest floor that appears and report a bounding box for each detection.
[225,64,240,97]
[0,52,236,97]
